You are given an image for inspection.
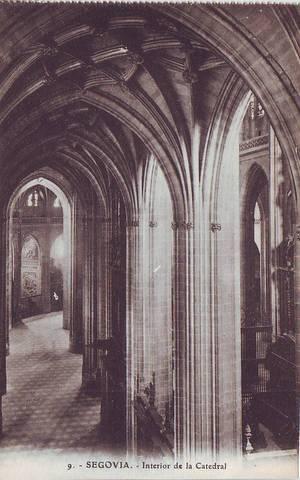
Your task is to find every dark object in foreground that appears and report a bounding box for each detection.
[251,334,297,449]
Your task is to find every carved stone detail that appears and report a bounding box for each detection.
[171,221,193,230]
[43,62,57,85]
[128,51,144,65]
[118,79,130,94]
[182,221,193,230]
[42,45,59,57]
[182,69,198,84]
[211,223,222,233]
[126,219,139,228]
[149,220,158,228]
[156,18,179,34]
[244,423,254,454]
[90,26,107,38]
[239,135,268,152]
[182,41,198,84]
[296,225,300,241]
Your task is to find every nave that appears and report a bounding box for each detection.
[0,3,298,471]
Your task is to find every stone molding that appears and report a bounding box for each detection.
[239,135,268,152]
[149,220,158,228]
[171,221,193,230]
[126,219,139,228]
[211,223,222,233]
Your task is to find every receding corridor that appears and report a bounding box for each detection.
[1,313,101,451]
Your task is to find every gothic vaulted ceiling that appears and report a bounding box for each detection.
[0,3,298,212]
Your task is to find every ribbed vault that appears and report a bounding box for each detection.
[0,4,236,221]
[0,3,299,460]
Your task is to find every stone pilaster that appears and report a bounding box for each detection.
[0,214,7,437]
[294,224,300,403]
[125,219,140,455]
[269,127,284,338]
[172,219,195,459]
[68,194,83,353]
[81,201,99,393]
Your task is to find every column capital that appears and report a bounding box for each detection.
[99,216,112,224]
[211,223,222,233]
[171,220,193,230]
[149,220,158,228]
[126,219,139,228]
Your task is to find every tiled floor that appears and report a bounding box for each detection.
[1,312,103,452]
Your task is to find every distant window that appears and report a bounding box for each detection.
[27,193,33,207]
[53,196,61,208]
[249,93,255,120]
[249,92,265,120]
[254,201,262,254]
[257,102,265,118]
[27,190,39,207]
[50,234,65,268]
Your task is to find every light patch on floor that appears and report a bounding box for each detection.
[1,312,102,451]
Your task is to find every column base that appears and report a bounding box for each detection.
[69,340,83,354]
[81,376,101,397]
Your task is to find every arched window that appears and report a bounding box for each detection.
[254,201,262,253]
[243,166,269,325]
[50,234,65,268]
[26,190,39,207]
[248,92,265,120]
[27,192,33,207]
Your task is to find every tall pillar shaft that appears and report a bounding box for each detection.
[294,223,300,425]
[125,220,140,456]
[172,219,195,459]
[269,127,284,338]
[82,204,98,391]
[0,214,7,436]
[68,195,83,353]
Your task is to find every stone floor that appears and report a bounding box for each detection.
[1,312,103,452]
[0,312,297,480]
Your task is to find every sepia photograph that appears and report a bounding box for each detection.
[0,1,298,479]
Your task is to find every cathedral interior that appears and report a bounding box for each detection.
[0,2,299,473]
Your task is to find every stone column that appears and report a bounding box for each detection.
[204,130,241,459]
[0,213,7,436]
[12,219,22,327]
[94,215,111,426]
[269,127,284,338]
[42,225,51,314]
[68,194,83,353]
[81,201,98,391]
[80,196,110,394]
[125,219,141,456]
[295,223,300,427]
[172,219,195,460]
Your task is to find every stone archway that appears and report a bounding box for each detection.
[6,176,72,338]
[200,80,252,457]
[0,163,113,436]
[0,4,298,463]
[202,69,298,459]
